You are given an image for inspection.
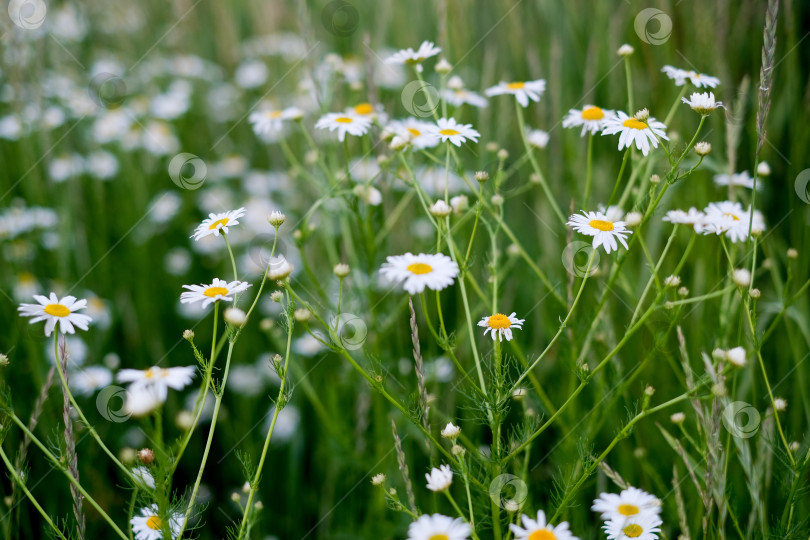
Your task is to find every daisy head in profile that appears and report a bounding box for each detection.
[603,514,662,540]
[425,464,453,492]
[478,312,525,342]
[568,210,632,254]
[117,365,196,402]
[379,252,459,295]
[130,504,182,540]
[713,171,758,190]
[485,78,546,107]
[562,105,614,136]
[426,117,480,147]
[662,65,720,88]
[440,76,489,109]
[314,112,372,142]
[406,513,470,540]
[601,109,668,156]
[700,201,765,243]
[385,118,441,150]
[180,278,252,308]
[510,509,579,540]
[385,41,442,72]
[248,106,303,136]
[348,102,386,123]
[681,92,724,116]
[592,486,662,521]
[18,292,93,337]
[191,207,246,241]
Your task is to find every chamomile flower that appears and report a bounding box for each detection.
[70,365,113,396]
[662,208,707,233]
[131,466,155,490]
[526,128,550,149]
[510,510,579,540]
[117,366,196,401]
[592,487,662,520]
[478,312,525,342]
[485,79,546,107]
[248,106,302,136]
[426,117,480,147]
[701,201,765,242]
[180,278,252,308]
[441,79,489,108]
[425,464,453,491]
[603,514,663,540]
[386,118,441,149]
[601,111,668,156]
[190,208,246,241]
[662,65,720,88]
[348,102,387,123]
[314,112,371,142]
[682,92,724,115]
[379,252,459,295]
[407,514,471,540]
[385,41,442,71]
[713,171,759,190]
[562,105,614,136]
[131,504,182,540]
[567,211,632,254]
[18,293,93,337]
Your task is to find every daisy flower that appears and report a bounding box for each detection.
[426,117,480,147]
[701,201,765,242]
[510,509,579,540]
[117,365,196,401]
[601,110,668,156]
[592,486,662,520]
[379,253,459,295]
[567,210,632,254]
[124,384,165,417]
[662,65,720,88]
[603,514,663,540]
[682,92,724,115]
[662,207,707,233]
[131,504,182,540]
[562,105,614,136]
[386,118,441,149]
[485,79,546,107]
[314,112,371,142]
[385,41,442,70]
[407,514,470,540]
[131,466,155,490]
[190,207,246,241]
[441,78,489,108]
[478,312,525,342]
[248,106,302,136]
[526,128,550,149]
[713,171,759,190]
[18,293,92,337]
[348,102,387,123]
[425,464,453,491]
[180,278,252,308]
[70,365,113,397]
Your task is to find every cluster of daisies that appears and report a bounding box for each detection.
[664,201,765,243]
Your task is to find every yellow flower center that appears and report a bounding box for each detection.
[335,117,354,124]
[618,503,640,516]
[208,217,229,230]
[581,106,604,120]
[405,57,425,64]
[623,524,643,538]
[428,535,449,540]
[507,82,525,89]
[723,212,740,221]
[439,129,460,136]
[146,516,162,530]
[407,128,421,137]
[487,314,512,329]
[589,219,614,231]
[266,110,282,118]
[622,118,648,130]
[528,531,556,540]
[204,286,229,298]
[406,263,433,275]
[144,368,156,379]
[43,304,70,317]
[354,103,373,115]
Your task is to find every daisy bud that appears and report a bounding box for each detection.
[389,135,410,151]
[504,499,521,513]
[712,383,727,397]
[664,275,681,288]
[726,346,747,368]
[694,141,712,156]
[293,230,303,241]
[497,149,509,161]
[294,308,312,323]
[670,412,686,424]
[789,441,801,452]
[425,465,453,491]
[175,410,194,430]
[268,211,286,227]
[491,194,504,206]
[757,161,771,176]
[254,501,263,510]
[138,448,155,465]
[451,444,465,456]
[634,108,649,122]
[389,488,397,496]
[712,348,727,361]
[450,195,468,214]
[624,211,643,227]
[512,387,527,400]
[429,199,452,218]
[267,257,294,281]
[259,318,273,331]
[507,244,520,256]
[732,268,751,287]
[529,173,542,184]
[119,447,137,464]
[242,481,251,493]
[677,286,690,297]
[0,354,8,367]
[645,385,655,396]
[231,492,241,502]
[441,422,461,439]
[749,288,761,299]
[224,307,247,327]
[435,58,452,74]
[650,174,661,184]
[353,184,382,206]
[333,263,350,278]
[617,43,634,56]
[270,291,284,303]
[633,448,646,458]
[787,248,798,259]
[182,329,195,341]
[304,150,318,164]
[377,154,391,167]
[371,473,386,486]
[485,142,500,153]
[762,258,772,268]
[447,75,464,90]
[774,398,787,411]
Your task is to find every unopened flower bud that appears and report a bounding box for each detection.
[270,291,284,303]
[485,142,499,153]
[650,174,661,185]
[334,263,350,278]
[732,268,751,288]
[447,75,464,90]
[757,161,771,176]
[497,149,509,161]
[430,199,452,218]
[475,170,489,183]
[182,329,195,341]
[268,211,286,227]
[670,412,686,424]
[491,194,504,206]
[787,248,798,259]
[371,473,386,486]
[224,307,247,327]
[294,308,312,323]
[435,58,452,74]
[664,275,681,288]
[694,141,712,156]
[749,288,761,299]
[267,256,293,281]
[617,44,634,56]
[138,448,155,465]
[774,398,787,411]
[450,195,468,214]
[677,287,689,297]
[634,108,649,122]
